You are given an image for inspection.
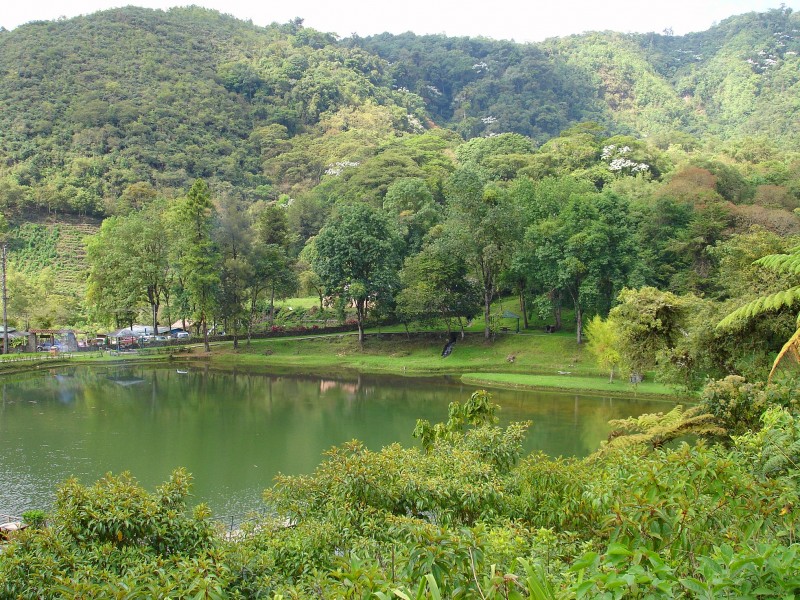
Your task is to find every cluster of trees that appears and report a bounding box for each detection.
[75,122,799,392]
[85,180,296,349]
[586,230,800,389]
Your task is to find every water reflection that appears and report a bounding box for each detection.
[0,366,672,516]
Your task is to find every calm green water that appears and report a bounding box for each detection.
[0,365,671,517]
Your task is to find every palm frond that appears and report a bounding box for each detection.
[768,327,800,383]
[756,248,800,276]
[717,285,800,329]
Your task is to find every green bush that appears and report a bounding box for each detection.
[3,392,800,597]
[701,375,799,436]
[20,510,46,529]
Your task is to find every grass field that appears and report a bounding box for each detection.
[56,296,689,399]
[182,328,684,399]
[460,372,678,398]
[206,330,583,373]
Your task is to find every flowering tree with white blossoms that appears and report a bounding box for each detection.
[601,144,650,176]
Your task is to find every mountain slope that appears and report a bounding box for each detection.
[353,6,800,145]
[0,7,422,216]
[1,5,799,226]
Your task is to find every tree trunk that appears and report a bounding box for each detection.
[575,303,583,345]
[202,314,210,352]
[268,287,276,327]
[356,299,366,348]
[483,290,492,340]
[519,285,528,330]
[246,297,254,347]
[151,301,159,339]
[2,245,7,355]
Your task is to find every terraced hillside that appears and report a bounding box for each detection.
[8,219,100,296]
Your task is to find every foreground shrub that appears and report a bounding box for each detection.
[3,392,800,598]
[701,375,799,435]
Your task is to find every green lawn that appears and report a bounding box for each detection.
[460,372,680,398]
[42,296,688,398]
[204,330,588,374]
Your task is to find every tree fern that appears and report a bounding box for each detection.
[768,327,800,383]
[718,246,800,380]
[737,407,800,485]
[604,405,725,450]
[757,246,800,276]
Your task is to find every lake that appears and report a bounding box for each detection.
[0,365,672,518]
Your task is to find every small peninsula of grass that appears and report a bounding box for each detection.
[165,330,685,398]
[460,372,678,398]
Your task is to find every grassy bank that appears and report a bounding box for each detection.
[461,372,677,398]
[9,294,686,398]
[203,331,587,374]
[184,330,684,399]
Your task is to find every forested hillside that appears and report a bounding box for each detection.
[1,5,799,221]
[353,6,800,143]
[0,6,424,217]
[0,5,799,341]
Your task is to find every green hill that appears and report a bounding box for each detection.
[2,6,799,222]
[0,6,422,217]
[353,7,800,144]
[1,6,799,302]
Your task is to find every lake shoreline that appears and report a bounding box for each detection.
[2,332,689,399]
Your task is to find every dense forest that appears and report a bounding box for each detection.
[1,7,800,597]
[1,5,799,215]
[0,5,797,372]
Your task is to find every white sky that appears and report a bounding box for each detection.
[2,1,799,42]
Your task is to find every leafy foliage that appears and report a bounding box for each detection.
[312,202,402,344]
[605,405,724,449]
[3,383,800,597]
[701,375,800,436]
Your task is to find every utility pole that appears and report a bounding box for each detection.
[2,243,8,355]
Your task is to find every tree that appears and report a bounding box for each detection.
[6,268,42,331]
[176,179,219,351]
[396,237,481,336]
[298,239,325,312]
[443,165,521,340]
[719,243,800,381]
[382,177,439,256]
[513,176,596,331]
[214,191,252,348]
[86,202,171,334]
[585,315,621,382]
[609,287,691,380]
[248,203,297,332]
[312,202,401,346]
[527,191,638,343]
[86,217,145,328]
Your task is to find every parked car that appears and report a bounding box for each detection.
[118,336,139,349]
[174,331,190,339]
[154,335,169,342]
[37,342,66,352]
